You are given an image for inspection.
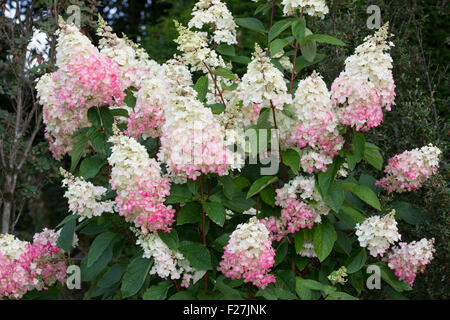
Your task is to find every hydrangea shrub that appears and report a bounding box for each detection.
[1,0,442,300]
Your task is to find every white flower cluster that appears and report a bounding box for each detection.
[134,229,197,288]
[299,241,317,258]
[238,44,292,125]
[355,210,401,257]
[157,83,236,181]
[287,71,343,173]
[0,234,28,260]
[97,15,161,89]
[188,0,237,45]
[174,21,226,73]
[60,168,115,221]
[281,0,329,18]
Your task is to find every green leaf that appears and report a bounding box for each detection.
[270,38,289,57]
[81,245,113,281]
[206,103,225,114]
[269,19,295,42]
[305,34,346,46]
[79,156,104,179]
[341,182,381,211]
[294,54,326,73]
[202,201,226,227]
[99,106,114,135]
[70,135,89,172]
[347,132,365,170]
[223,195,255,213]
[340,202,366,224]
[177,202,202,226]
[363,142,383,170]
[235,17,267,34]
[233,176,251,191]
[215,277,243,300]
[143,282,172,300]
[274,239,288,266]
[325,291,359,300]
[322,181,345,213]
[260,186,276,207]
[216,44,235,56]
[391,201,424,226]
[313,220,337,262]
[166,184,192,203]
[90,131,110,158]
[218,176,235,200]
[295,229,305,254]
[124,89,137,109]
[335,230,352,256]
[372,263,412,292]
[56,214,79,228]
[256,108,271,129]
[87,232,117,267]
[178,241,212,270]
[121,257,153,298]
[212,67,237,80]
[110,108,129,118]
[292,19,306,45]
[300,28,316,62]
[87,108,101,128]
[98,264,125,288]
[57,218,76,252]
[247,176,278,199]
[345,248,367,273]
[158,230,179,251]
[193,75,208,102]
[228,55,251,65]
[296,278,326,291]
[282,149,300,174]
[169,291,195,300]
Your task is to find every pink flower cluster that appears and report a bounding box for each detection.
[218,217,276,289]
[331,24,396,131]
[383,238,435,286]
[262,198,314,242]
[37,18,126,159]
[376,144,441,193]
[108,132,175,234]
[0,230,67,300]
[331,74,395,131]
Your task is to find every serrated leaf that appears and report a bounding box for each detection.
[194,75,208,102]
[87,108,101,128]
[282,149,300,174]
[313,220,337,262]
[341,182,381,211]
[345,248,367,273]
[79,155,104,179]
[98,264,125,288]
[87,232,116,267]
[178,241,212,270]
[57,218,76,252]
[235,17,266,34]
[121,257,153,298]
[70,135,89,172]
[202,201,226,227]
[158,229,179,251]
[363,142,383,170]
[269,19,295,42]
[177,202,202,226]
[305,34,346,46]
[143,282,172,300]
[247,176,278,199]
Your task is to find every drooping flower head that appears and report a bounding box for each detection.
[384,238,435,286]
[376,144,441,193]
[60,168,115,221]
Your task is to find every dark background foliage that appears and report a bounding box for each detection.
[0,0,448,299]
